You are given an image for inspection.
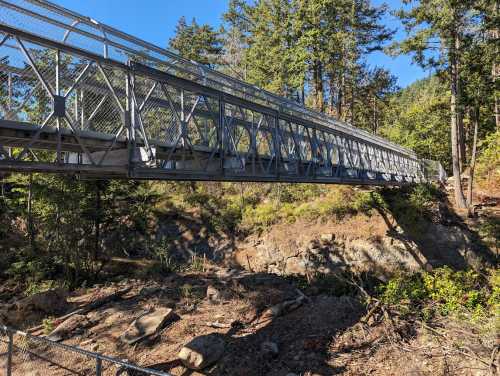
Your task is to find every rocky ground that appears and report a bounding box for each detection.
[0,183,497,375]
[1,265,496,376]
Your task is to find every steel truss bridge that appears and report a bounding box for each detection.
[0,0,444,184]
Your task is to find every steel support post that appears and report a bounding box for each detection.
[219,97,225,174]
[127,69,135,177]
[6,330,13,376]
[95,358,102,376]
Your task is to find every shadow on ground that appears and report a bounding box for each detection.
[372,186,497,270]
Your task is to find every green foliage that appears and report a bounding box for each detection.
[379,267,498,321]
[186,254,206,273]
[241,186,388,231]
[379,273,427,310]
[378,184,442,235]
[476,129,500,185]
[183,186,243,233]
[169,16,223,68]
[2,174,159,288]
[224,0,395,117]
[422,268,487,316]
[148,239,181,276]
[24,280,65,297]
[381,77,452,170]
[42,317,55,335]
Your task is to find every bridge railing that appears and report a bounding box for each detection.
[0,325,172,376]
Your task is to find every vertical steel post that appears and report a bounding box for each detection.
[7,72,12,113]
[275,112,280,179]
[126,68,135,177]
[219,97,225,174]
[55,49,62,163]
[6,330,13,376]
[95,358,102,376]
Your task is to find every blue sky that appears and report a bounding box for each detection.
[52,0,429,88]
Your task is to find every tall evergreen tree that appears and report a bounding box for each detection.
[393,0,482,208]
[169,17,223,68]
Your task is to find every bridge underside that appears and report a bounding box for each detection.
[0,0,444,185]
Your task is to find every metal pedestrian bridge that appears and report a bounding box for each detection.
[0,0,444,184]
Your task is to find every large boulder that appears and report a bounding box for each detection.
[5,288,69,326]
[16,288,69,315]
[178,333,225,370]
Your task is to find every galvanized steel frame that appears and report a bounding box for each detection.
[0,0,438,184]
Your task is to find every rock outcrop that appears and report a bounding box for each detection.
[234,213,486,279]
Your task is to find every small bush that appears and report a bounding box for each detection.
[242,202,279,231]
[25,279,65,297]
[378,267,497,321]
[42,317,55,335]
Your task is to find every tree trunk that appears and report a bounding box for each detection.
[94,183,101,263]
[450,32,467,208]
[455,36,466,171]
[350,80,355,125]
[493,1,499,129]
[467,106,479,212]
[339,72,345,120]
[313,60,325,112]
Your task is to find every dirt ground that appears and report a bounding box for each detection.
[2,265,496,376]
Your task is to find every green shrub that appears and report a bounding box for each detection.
[25,279,65,297]
[242,202,279,231]
[42,317,55,335]
[422,267,486,315]
[379,267,496,320]
[379,273,427,314]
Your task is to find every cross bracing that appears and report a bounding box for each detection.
[0,0,446,184]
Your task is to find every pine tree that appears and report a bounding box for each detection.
[169,17,223,68]
[393,0,482,208]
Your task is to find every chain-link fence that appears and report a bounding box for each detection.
[0,326,172,376]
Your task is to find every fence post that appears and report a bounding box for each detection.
[95,358,102,376]
[6,330,13,376]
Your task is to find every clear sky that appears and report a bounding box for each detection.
[51,0,429,88]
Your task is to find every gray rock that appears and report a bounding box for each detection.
[139,286,162,297]
[260,341,279,356]
[178,333,225,370]
[121,307,175,345]
[47,314,89,342]
[16,288,69,315]
[320,233,335,243]
[206,285,222,304]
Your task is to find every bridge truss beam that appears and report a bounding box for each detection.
[0,0,445,184]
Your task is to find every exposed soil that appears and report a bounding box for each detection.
[1,266,496,376]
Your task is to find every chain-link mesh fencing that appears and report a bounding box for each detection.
[1,326,172,376]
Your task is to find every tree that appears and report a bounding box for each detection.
[224,0,307,97]
[223,0,393,114]
[381,76,452,169]
[393,0,482,208]
[169,17,223,68]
